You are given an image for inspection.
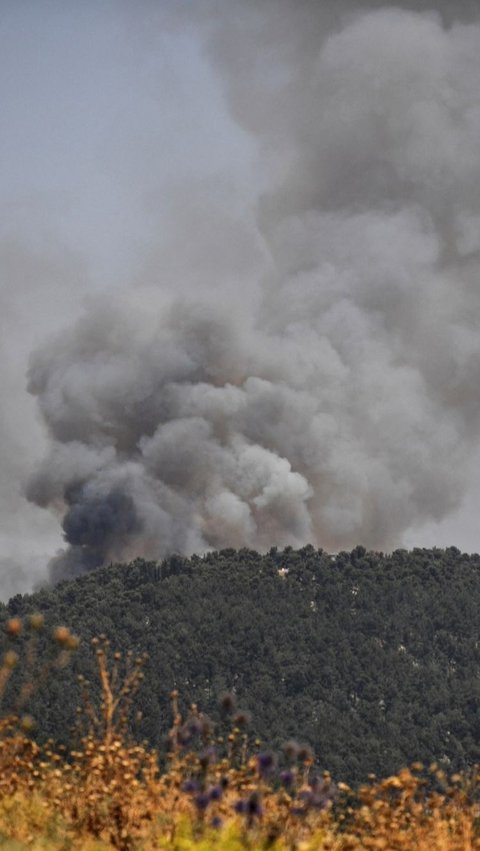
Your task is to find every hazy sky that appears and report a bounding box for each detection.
[2,0,480,598]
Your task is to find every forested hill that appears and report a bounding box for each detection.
[3,545,480,785]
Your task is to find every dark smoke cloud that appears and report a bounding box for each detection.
[26,1,480,579]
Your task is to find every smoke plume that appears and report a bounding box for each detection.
[26,1,480,580]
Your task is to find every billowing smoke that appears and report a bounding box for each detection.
[26,2,480,580]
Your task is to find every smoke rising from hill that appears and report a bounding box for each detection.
[26,2,480,580]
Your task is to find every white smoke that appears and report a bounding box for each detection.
[25,1,480,579]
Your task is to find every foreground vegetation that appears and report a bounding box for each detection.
[2,617,480,849]
[3,545,480,784]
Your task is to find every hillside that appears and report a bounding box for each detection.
[2,545,480,785]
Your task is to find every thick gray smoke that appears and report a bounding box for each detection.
[26,2,480,580]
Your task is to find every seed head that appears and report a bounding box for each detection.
[220,692,236,713]
[3,650,18,669]
[233,710,251,728]
[53,626,71,645]
[5,618,22,637]
[20,715,35,732]
[28,613,44,630]
[298,745,314,764]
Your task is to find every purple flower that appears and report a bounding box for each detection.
[194,792,211,811]
[210,816,223,829]
[291,806,307,817]
[299,790,313,803]
[209,785,223,801]
[187,718,203,737]
[178,727,193,746]
[257,751,275,777]
[234,794,263,823]
[181,779,200,794]
[280,770,295,789]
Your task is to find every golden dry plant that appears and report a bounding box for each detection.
[2,618,480,849]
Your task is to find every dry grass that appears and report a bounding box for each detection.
[1,618,480,850]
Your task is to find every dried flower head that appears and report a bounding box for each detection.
[233,710,251,728]
[5,618,22,637]
[53,626,71,645]
[28,613,44,630]
[3,650,19,669]
[220,692,236,713]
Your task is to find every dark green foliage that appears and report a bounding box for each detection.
[2,545,480,785]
